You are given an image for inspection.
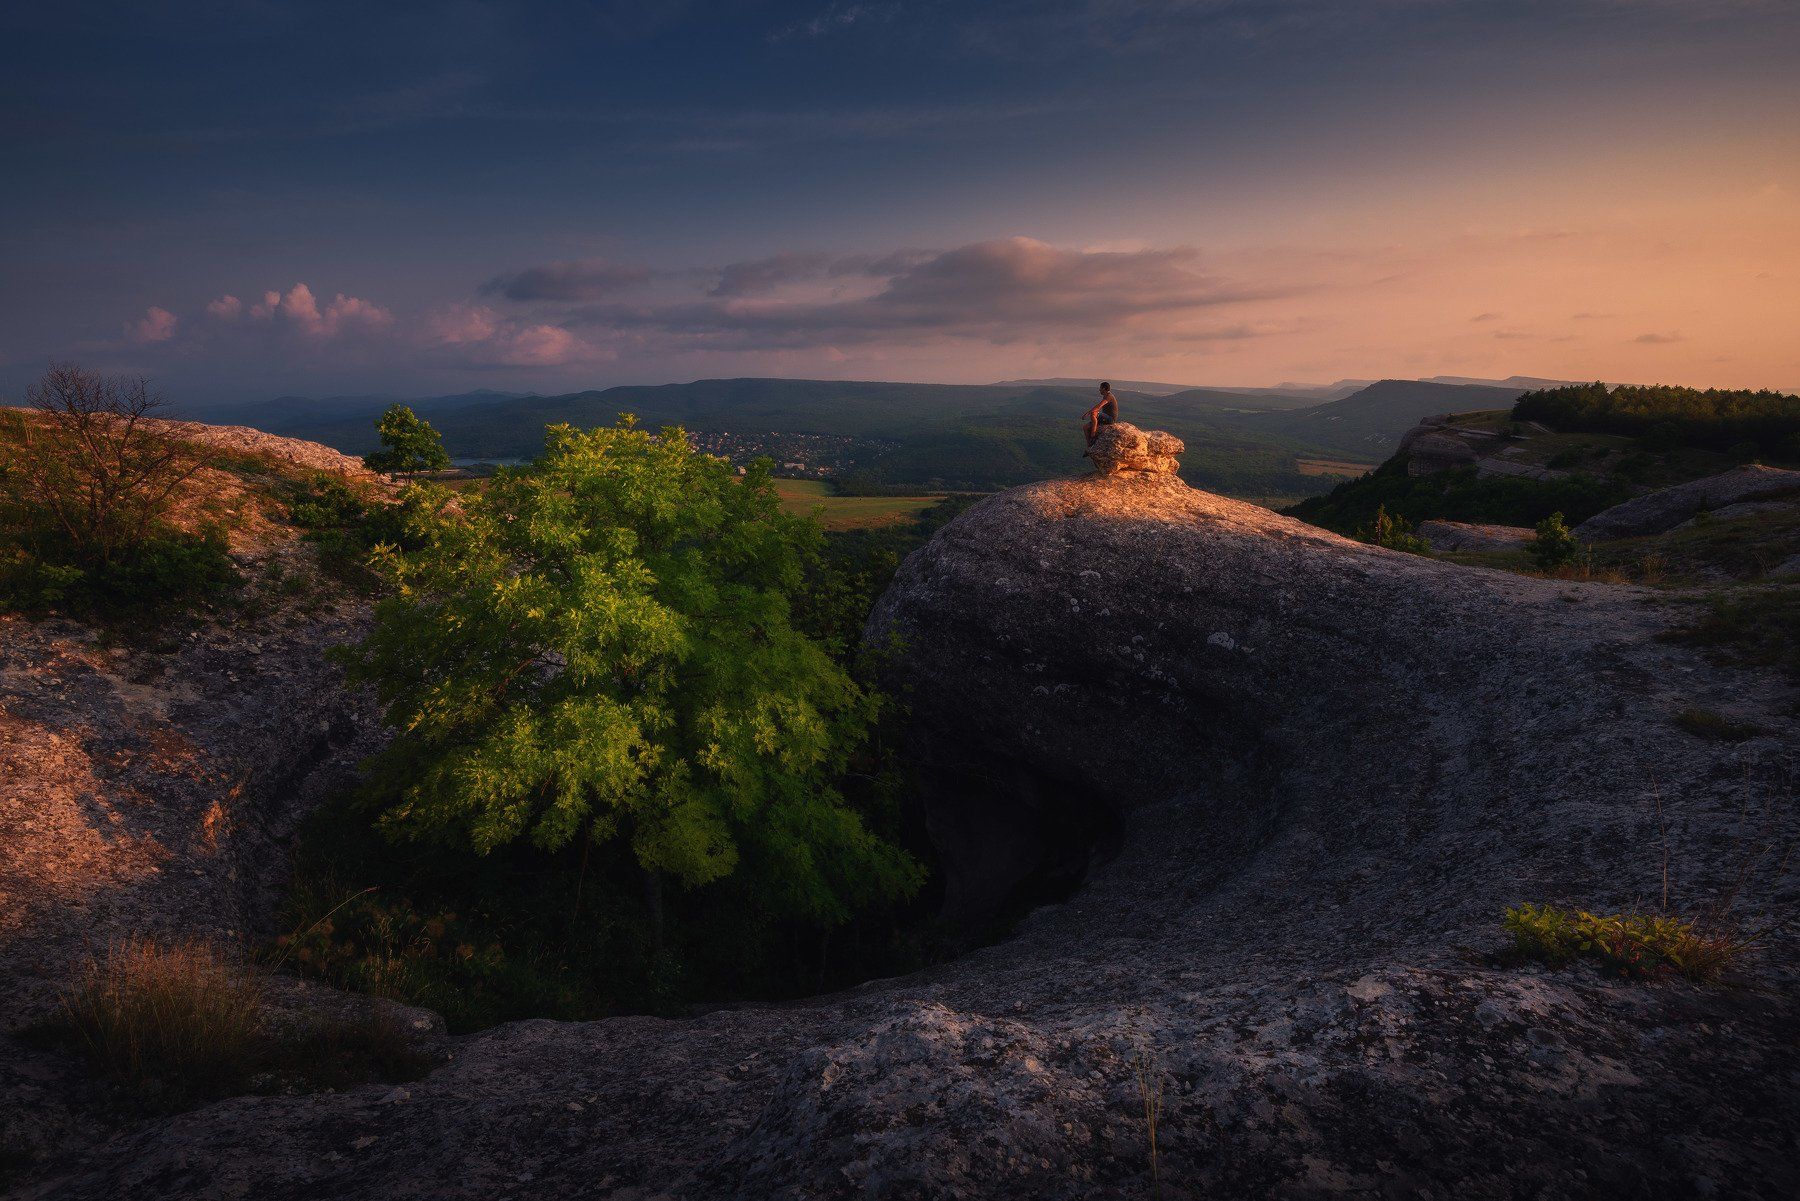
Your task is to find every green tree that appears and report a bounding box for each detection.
[363,404,450,476]
[1354,503,1430,554]
[1531,511,1581,571]
[343,416,922,931]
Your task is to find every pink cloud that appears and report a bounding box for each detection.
[426,303,500,345]
[206,294,243,320]
[242,283,392,336]
[425,303,602,366]
[125,306,178,344]
[320,292,394,335]
[501,324,581,366]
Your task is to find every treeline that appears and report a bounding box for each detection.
[1513,383,1800,459]
[1285,458,1630,535]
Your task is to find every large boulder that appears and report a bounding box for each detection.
[10,474,1798,1200]
[1397,415,1482,475]
[1575,464,1800,540]
[1082,421,1183,476]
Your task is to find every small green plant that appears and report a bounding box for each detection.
[1530,511,1581,571]
[1502,903,1743,982]
[1355,504,1431,554]
[363,404,450,476]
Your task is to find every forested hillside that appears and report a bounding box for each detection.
[230,376,1540,498]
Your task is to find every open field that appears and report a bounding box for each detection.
[1295,457,1376,477]
[772,478,948,530]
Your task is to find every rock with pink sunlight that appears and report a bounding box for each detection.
[1083,420,1184,476]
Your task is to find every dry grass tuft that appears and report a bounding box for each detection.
[62,937,266,1096]
[58,935,432,1108]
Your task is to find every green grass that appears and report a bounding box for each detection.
[773,478,948,530]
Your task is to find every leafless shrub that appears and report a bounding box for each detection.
[0,362,206,564]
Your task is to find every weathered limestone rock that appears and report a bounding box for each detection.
[9,472,1799,1200]
[1576,464,1800,540]
[1417,519,1534,552]
[1083,421,1183,476]
[1398,415,1483,475]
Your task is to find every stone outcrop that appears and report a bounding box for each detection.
[1083,421,1183,476]
[0,425,394,1173]
[1576,465,1800,540]
[1397,415,1483,475]
[0,569,386,1171]
[8,472,1799,1200]
[1417,519,1535,552]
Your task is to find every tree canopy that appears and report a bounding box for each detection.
[344,417,922,925]
[1513,383,1800,459]
[363,404,450,475]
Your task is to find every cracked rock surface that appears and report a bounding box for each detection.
[9,474,1799,1200]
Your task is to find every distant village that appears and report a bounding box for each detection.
[684,430,897,478]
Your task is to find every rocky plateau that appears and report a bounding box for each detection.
[2,425,1796,1200]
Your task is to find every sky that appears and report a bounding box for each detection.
[3,0,1798,407]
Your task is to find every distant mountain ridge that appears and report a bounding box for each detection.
[181,389,536,427]
[239,375,1550,496]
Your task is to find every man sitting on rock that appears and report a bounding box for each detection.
[1083,381,1118,447]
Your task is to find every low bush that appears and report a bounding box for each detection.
[285,474,416,587]
[1354,504,1430,554]
[0,364,240,618]
[1503,903,1743,982]
[0,527,238,617]
[1530,512,1581,571]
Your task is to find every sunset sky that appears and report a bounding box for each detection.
[4,1,1797,405]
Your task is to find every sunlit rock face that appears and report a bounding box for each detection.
[1082,421,1184,476]
[15,468,1800,1201]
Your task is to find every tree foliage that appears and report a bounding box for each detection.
[344,417,922,925]
[363,404,450,475]
[1353,503,1430,554]
[1513,383,1800,460]
[1530,511,1580,571]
